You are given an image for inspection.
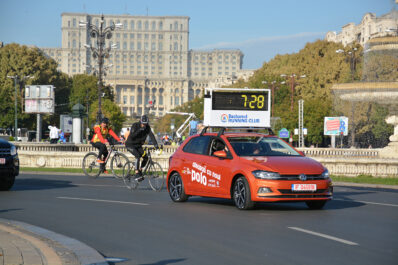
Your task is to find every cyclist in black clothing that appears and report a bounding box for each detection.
[125,115,159,181]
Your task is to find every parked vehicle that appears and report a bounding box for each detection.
[0,138,19,190]
[167,128,333,210]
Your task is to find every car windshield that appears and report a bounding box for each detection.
[227,136,301,157]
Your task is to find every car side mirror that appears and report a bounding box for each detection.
[213,150,227,158]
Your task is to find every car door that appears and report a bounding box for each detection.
[203,137,234,197]
[180,135,211,193]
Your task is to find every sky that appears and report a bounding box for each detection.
[0,0,396,69]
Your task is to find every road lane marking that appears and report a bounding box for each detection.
[335,199,398,207]
[288,227,359,246]
[57,196,149,206]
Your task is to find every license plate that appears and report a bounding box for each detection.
[292,184,317,191]
[0,158,5,164]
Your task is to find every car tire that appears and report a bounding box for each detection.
[306,200,327,210]
[168,172,188,202]
[233,176,254,210]
[0,174,15,191]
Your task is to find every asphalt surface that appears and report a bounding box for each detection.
[0,172,397,265]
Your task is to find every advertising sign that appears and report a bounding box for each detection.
[60,115,73,133]
[203,88,271,127]
[24,85,54,114]
[324,117,348,136]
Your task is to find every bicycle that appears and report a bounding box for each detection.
[82,140,130,179]
[122,146,165,191]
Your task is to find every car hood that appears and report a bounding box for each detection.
[0,138,11,148]
[241,156,325,175]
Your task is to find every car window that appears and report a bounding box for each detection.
[183,136,211,155]
[209,138,229,156]
[228,136,301,157]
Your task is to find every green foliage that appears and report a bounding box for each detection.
[90,98,126,134]
[0,43,70,130]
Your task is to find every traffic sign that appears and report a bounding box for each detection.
[279,128,290,138]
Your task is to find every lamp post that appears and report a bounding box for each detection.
[280,74,306,111]
[6,75,32,138]
[336,47,360,147]
[80,15,121,123]
[261,80,281,116]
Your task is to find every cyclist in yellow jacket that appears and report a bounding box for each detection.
[91,117,122,173]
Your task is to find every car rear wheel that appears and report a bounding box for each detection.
[0,174,15,191]
[306,200,327,210]
[233,176,254,210]
[168,172,188,202]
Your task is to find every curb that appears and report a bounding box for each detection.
[0,218,108,265]
[333,181,398,190]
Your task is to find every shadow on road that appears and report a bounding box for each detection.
[139,258,187,265]
[12,178,77,191]
[0,208,23,213]
[187,197,366,211]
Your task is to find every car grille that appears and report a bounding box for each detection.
[278,174,324,180]
[262,194,332,199]
[0,148,10,157]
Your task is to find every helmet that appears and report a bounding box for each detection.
[101,117,109,125]
[140,115,149,124]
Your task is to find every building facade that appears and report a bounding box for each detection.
[41,13,249,117]
[325,10,398,47]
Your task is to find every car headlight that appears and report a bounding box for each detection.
[10,145,17,156]
[322,169,330,179]
[252,170,281,180]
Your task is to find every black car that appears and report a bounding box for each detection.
[0,138,19,190]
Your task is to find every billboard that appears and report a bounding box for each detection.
[60,115,73,133]
[324,117,348,136]
[24,85,54,114]
[203,88,271,127]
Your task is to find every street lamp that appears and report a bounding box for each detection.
[280,74,306,111]
[262,80,282,116]
[336,47,358,81]
[6,75,33,138]
[80,15,122,123]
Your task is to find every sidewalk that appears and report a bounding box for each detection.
[0,218,107,265]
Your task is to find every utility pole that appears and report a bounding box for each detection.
[298,99,304,148]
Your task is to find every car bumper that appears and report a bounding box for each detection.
[0,155,19,176]
[251,179,333,202]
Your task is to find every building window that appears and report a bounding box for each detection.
[130,96,135,104]
[123,96,127,104]
[138,21,142,29]
[152,21,156,30]
[145,21,149,30]
[130,21,135,30]
[159,22,163,30]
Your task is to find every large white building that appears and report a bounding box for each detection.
[325,10,398,47]
[41,13,251,117]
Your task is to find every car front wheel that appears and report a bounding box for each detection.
[168,172,188,202]
[233,176,254,210]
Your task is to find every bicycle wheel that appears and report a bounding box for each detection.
[147,162,165,191]
[110,152,130,179]
[122,161,139,190]
[82,152,101,178]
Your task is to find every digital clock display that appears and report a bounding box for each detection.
[212,91,269,111]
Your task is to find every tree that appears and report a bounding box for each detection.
[0,43,70,131]
[89,99,126,134]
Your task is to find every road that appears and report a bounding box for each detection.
[1,172,397,265]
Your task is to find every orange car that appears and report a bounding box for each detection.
[167,128,333,210]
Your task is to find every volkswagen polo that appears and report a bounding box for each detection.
[167,128,332,210]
